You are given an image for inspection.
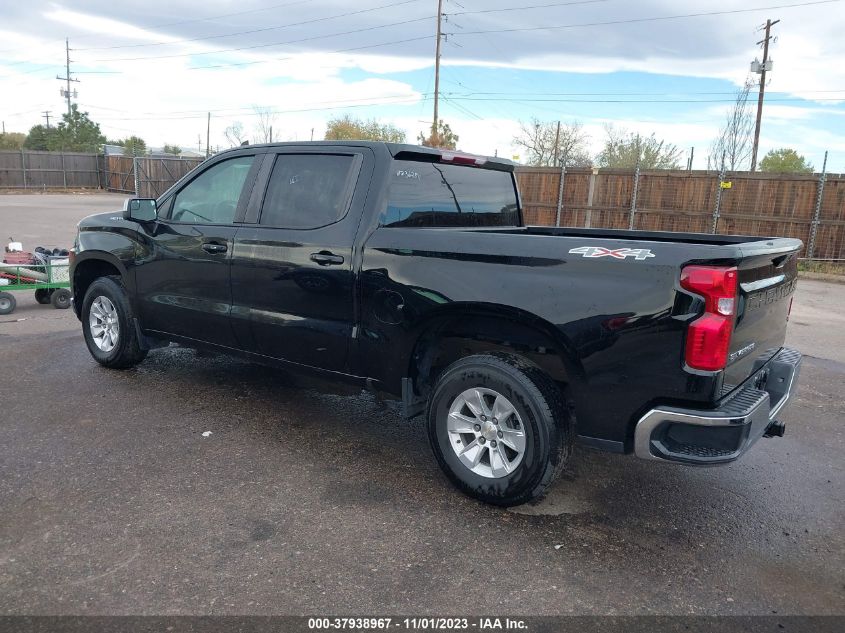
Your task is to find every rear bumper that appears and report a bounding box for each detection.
[634,347,802,465]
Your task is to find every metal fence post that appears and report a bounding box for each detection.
[20,149,27,189]
[133,156,141,197]
[628,162,640,230]
[712,161,726,234]
[555,164,566,226]
[61,152,67,189]
[806,150,828,260]
[585,168,598,228]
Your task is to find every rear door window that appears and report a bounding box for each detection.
[259,154,359,229]
[384,160,520,227]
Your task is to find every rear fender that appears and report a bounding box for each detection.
[405,303,585,404]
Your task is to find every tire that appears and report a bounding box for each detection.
[0,292,16,315]
[427,352,572,507]
[50,288,72,310]
[34,288,52,304]
[82,276,148,369]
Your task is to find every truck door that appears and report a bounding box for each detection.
[135,152,260,348]
[231,147,374,372]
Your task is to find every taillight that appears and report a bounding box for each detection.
[680,265,738,371]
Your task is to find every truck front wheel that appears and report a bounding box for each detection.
[82,276,147,369]
[427,353,572,506]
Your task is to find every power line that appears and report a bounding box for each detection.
[78,95,434,122]
[443,95,845,103]
[437,88,845,96]
[86,15,433,63]
[451,0,612,16]
[446,0,840,37]
[5,0,837,74]
[0,0,315,54]
[185,34,435,71]
[81,91,432,117]
[75,0,427,51]
[71,93,843,125]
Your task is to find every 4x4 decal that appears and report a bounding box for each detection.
[568,246,655,261]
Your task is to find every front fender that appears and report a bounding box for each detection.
[72,219,140,316]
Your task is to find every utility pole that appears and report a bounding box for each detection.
[750,18,779,171]
[43,111,52,128]
[206,112,211,158]
[56,38,79,116]
[431,0,444,145]
[197,134,202,153]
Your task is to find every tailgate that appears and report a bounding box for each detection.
[723,240,800,392]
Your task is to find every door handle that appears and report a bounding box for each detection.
[310,251,344,266]
[202,242,228,254]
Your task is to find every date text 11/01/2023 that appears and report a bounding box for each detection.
[307,617,528,630]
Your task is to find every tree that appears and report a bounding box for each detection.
[708,79,755,170]
[418,119,458,150]
[117,135,147,156]
[324,114,406,142]
[596,125,681,169]
[513,119,591,167]
[23,124,57,151]
[224,121,247,147]
[0,132,26,150]
[51,104,106,152]
[162,143,182,155]
[253,106,277,143]
[759,148,813,173]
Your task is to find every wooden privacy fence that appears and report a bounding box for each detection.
[515,167,845,261]
[0,150,104,189]
[0,150,203,198]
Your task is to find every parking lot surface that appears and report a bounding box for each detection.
[0,193,843,615]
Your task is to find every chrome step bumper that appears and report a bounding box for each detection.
[634,347,802,465]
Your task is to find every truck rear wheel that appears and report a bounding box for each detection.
[427,353,572,507]
[82,276,147,369]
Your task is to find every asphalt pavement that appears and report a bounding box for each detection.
[0,193,842,615]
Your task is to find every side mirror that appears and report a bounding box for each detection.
[123,198,158,222]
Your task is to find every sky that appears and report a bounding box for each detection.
[1,0,844,171]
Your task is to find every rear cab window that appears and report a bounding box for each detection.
[383,160,520,228]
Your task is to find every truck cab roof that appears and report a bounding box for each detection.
[213,141,517,172]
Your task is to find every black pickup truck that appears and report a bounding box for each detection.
[70,142,802,506]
